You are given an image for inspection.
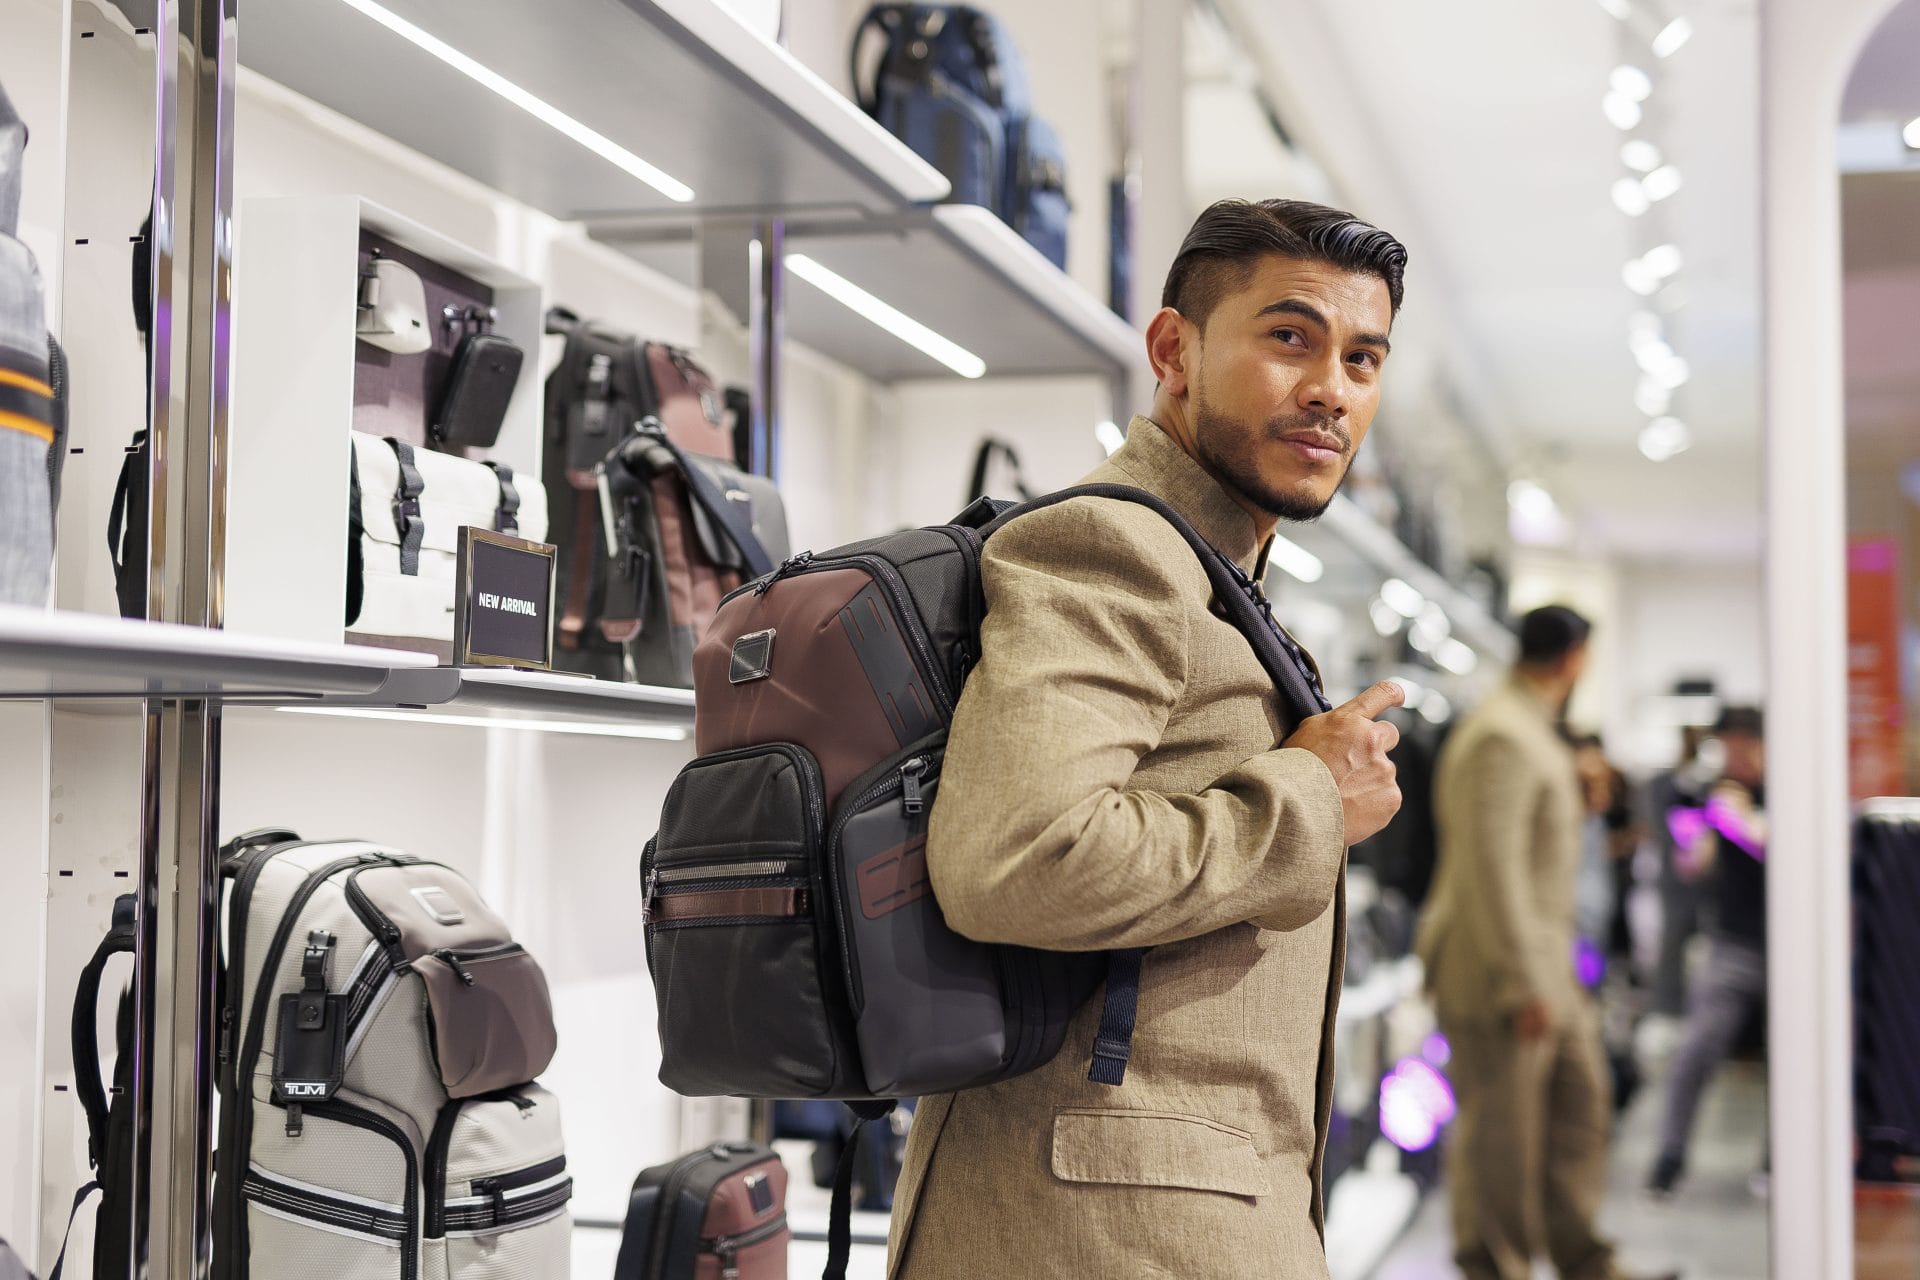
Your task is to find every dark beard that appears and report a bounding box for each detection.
[1193,400,1355,523]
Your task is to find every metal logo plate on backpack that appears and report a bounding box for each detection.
[729,628,776,684]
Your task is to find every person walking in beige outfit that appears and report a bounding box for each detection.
[888,199,1409,1279]
[1418,607,1675,1280]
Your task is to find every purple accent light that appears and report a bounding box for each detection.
[1574,937,1606,988]
[1380,1058,1458,1153]
[1421,1032,1452,1067]
[1667,802,1766,862]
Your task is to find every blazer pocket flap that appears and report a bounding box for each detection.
[1050,1110,1270,1197]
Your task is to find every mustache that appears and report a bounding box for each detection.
[1265,413,1352,453]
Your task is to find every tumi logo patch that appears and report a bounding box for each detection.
[857,835,930,920]
[729,629,776,684]
[279,1081,331,1099]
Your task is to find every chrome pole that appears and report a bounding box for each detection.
[129,0,234,1275]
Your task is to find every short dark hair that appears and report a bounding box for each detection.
[1161,199,1408,330]
[1715,705,1765,739]
[1518,605,1592,666]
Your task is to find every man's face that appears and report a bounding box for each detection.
[1721,731,1765,788]
[1185,255,1394,522]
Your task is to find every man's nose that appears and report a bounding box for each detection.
[1295,354,1351,418]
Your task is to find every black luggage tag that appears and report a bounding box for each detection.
[565,342,624,475]
[271,930,346,1135]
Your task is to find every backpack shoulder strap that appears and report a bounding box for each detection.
[623,419,773,579]
[981,483,1328,721]
[71,894,137,1171]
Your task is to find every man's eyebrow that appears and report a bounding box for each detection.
[1256,297,1392,354]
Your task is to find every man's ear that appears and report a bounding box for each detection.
[1145,307,1195,398]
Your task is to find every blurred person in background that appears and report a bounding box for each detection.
[1648,726,1714,1017]
[1646,706,1768,1197]
[1419,607,1675,1280]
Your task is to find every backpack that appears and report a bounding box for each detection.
[645,484,1329,1276]
[612,1142,789,1280]
[210,829,570,1280]
[851,5,1070,269]
[1,74,59,609]
[541,311,784,687]
[49,896,138,1280]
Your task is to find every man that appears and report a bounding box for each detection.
[1647,706,1768,1196]
[887,199,1408,1278]
[1419,607,1674,1280]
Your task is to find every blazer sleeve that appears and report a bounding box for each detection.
[1446,731,1546,1011]
[925,498,1347,951]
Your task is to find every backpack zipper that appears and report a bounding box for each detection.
[708,1211,788,1279]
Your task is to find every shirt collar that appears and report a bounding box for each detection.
[1105,415,1269,574]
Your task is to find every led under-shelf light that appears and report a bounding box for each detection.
[786,253,987,378]
[331,0,695,203]
[278,705,691,741]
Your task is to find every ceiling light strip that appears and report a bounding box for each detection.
[786,253,987,378]
[331,0,695,203]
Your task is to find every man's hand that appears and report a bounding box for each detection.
[1514,999,1554,1042]
[1282,681,1405,845]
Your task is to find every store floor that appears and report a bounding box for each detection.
[1373,1061,1772,1279]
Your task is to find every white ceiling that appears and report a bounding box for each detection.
[1210,0,1765,564]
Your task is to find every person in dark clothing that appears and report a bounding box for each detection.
[1647,706,1768,1196]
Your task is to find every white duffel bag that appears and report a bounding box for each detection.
[348,432,548,650]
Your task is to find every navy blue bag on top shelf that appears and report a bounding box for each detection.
[852,4,1070,269]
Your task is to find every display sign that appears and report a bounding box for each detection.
[1846,536,1905,801]
[453,527,557,670]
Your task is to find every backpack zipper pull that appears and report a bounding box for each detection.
[642,865,660,925]
[285,1102,303,1137]
[900,758,927,816]
[718,1242,740,1280]
[435,949,477,986]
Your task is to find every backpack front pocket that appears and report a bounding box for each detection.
[414,943,558,1099]
[243,1100,418,1280]
[645,742,861,1097]
[427,1084,572,1279]
[828,743,1008,1097]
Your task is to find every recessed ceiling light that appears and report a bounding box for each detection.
[1650,354,1692,389]
[1596,0,1633,19]
[331,0,695,203]
[1635,376,1673,417]
[1651,15,1694,59]
[1370,597,1405,637]
[786,254,987,378]
[1269,533,1325,584]
[1611,177,1652,216]
[1603,92,1644,131]
[1621,139,1663,172]
[1903,117,1920,150]
[1623,258,1661,296]
[1610,65,1654,102]
[1094,420,1125,456]
[1642,164,1684,201]
[1434,639,1479,676]
[1639,416,1693,461]
[1641,243,1684,279]
[1381,577,1426,619]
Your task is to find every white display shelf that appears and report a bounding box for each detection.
[241,0,948,221]
[782,205,1144,382]
[0,605,433,701]
[600,204,1145,384]
[1288,496,1517,663]
[304,665,696,734]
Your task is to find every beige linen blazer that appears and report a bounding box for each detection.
[1417,678,1585,1026]
[887,417,1349,1280]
